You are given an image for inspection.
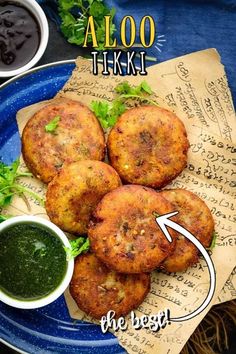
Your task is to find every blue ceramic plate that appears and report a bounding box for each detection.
[0,61,125,354]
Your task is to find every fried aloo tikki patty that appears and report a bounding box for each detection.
[88,185,178,273]
[160,189,215,272]
[70,253,151,319]
[46,160,121,235]
[22,98,105,183]
[108,106,189,188]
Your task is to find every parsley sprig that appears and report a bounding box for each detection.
[59,0,116,50]
[90,81,158,129]
[0,159,45,209]
[64,237,90,260]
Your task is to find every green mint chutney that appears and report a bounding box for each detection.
[0,222,67,301]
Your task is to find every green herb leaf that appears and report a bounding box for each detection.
[45,116,61,134]
[90,100,125,129]
[0,214,12,223]
[115,81,133,95]
[141,81,153,95]
[58,0,116,50]
[0,159,45,208]
[115,81,153,96]
[64,237,90,260]
[90,101,109,127]
[108,100,126,125]
[91,80,157,129]
[207,231,218,251]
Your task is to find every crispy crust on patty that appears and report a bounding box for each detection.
[46,160,122,235]
[70,253,150,319]
[160,189,215,272]
[88,185,178,273]
[22,98,105,183]
[107,106,189,188]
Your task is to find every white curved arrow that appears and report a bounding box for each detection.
[155,211,216,322]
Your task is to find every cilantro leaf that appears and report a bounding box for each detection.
[141,81,153,95]
[115,81,133,95]
[108,100,126,125]
[0,214,11,223]
[58,0,116,50]
[115,81,153,96]
[207,231,218,251]
[45,116,61,134]
[91,99,125,129]
[90,101,110,128]
[91,80,157,129]
[0,159,45,208]
[64,237,90,260]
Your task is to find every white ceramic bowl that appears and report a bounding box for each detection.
[0,215,74,309]
[0,0,49,78]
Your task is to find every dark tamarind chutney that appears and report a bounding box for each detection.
[0,1,40,71]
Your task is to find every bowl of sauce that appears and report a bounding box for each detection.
[0,0,49,78]
[0,215,74,309]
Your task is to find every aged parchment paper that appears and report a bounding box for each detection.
[3,49,235,354]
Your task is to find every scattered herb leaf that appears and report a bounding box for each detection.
[153,211,160,218]
[0,159,45,208]
[91,81,158,129]
[45,116,61,134]
[0,214,12,223]
[58,0,116,50]
[115,81,153,96]
[207,231,218,251]
[90,100,125,129]
[64,237,90,260]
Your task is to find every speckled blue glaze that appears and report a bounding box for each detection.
[0,62,126,354]
[0,62,75,164]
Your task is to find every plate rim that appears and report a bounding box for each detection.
[0,59,76,354]
[0,338,29,354]
[0,59,76,90]
[0,58,131,90]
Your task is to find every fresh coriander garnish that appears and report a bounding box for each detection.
[0,214,12,223]
[45,116,61,134]
[64,237,90,260]
[91,81,158,129]
[115,81,153,95]
[115,81,157,106]
[90,100,126,129]
[58,0,116,50]
[207,231,218,251]
[0,159,45,208]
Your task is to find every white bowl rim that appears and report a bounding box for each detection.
[0,215,74,309]
[0,0,49,78]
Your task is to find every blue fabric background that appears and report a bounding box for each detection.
[38,0,236,105]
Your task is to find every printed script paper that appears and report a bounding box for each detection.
[6,49,235,354]
[55,49,236,306]
[56,50,236,352]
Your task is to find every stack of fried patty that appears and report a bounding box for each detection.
[22,99,214,319]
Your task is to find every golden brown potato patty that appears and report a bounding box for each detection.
[70,253,150,319]
[160,189,214,272]
[22,98,105,183]
[108,105,189,188]
[88,185,178,273]
[46,160,121,235]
